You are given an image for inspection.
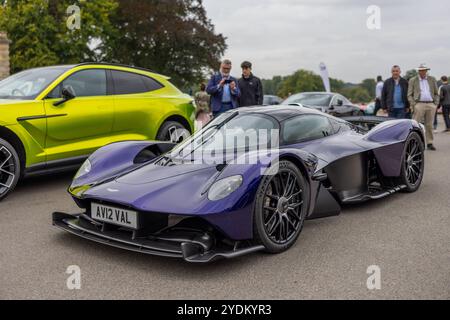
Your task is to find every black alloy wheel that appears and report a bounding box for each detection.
[253,160,309,253]
[400,132,424,192]
[0,138,21,201]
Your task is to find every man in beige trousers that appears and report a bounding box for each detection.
[407,64,440,150]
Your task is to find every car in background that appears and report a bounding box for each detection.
[360,101,376,115]
[263,95,282,105]
[283,92,363,117]
[0,63,195,200]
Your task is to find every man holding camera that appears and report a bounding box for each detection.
[206,59,240,117]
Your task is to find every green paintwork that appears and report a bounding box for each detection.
[0,64,195,169]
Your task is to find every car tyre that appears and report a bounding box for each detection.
[253,160,310,253]
[156,121,190,143]
[399,132,425,193]
[0,138,21,201]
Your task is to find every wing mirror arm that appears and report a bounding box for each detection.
[53,87,76,106]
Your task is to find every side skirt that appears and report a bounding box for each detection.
[24,155,88,177]
[341,185,407,204]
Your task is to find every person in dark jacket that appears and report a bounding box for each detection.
[381,65,410,119]
[439,76,450,131]
[238,61,264,107]
[206,59,240,116]
[434,78,443,131]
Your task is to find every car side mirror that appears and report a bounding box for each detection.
[53,86,76,106]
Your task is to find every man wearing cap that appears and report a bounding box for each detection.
[238,61,264,107]
[407,64,440,150]
[206,59,240,117]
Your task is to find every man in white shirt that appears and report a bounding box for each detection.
[374,76,384,115]
[407,64,440,150]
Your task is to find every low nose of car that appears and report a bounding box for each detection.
[115,162,215,185]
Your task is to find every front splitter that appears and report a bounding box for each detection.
[52,212,264,263]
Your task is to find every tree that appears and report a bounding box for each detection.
[277,70,324,97]
[104,0,227,88]
[405,69,418,81]
[360,78,376,99]
[262,75,285,95]
[341,86,371,103]
[329,78,346,93]
[0,0,117,73]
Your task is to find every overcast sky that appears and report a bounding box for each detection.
[203,0,450,83]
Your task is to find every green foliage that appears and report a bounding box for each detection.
[0,0,226,88]
[329,78,346,93]
[404,69,418,81]
[103,0,227,88]
[340,86,371,103]
[261,76,286,96]
[262,69,373,103]
[0,0,59,70]
[277,70,324,98]
[360,78,376,100]
[0,0,118,73]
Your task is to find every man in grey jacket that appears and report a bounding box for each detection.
[407,64,440,150]
[439,76,450,132]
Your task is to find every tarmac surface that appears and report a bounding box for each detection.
[1,128,449,300]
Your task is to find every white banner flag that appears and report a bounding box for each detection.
[319,62,331,92]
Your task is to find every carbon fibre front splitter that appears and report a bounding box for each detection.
[52,212,264,263]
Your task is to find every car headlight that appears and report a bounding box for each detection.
[74,159,91,179]
[208,175,243,201]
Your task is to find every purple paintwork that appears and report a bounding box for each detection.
[69,107,424,240]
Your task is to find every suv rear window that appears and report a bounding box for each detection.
[111,70,163,95]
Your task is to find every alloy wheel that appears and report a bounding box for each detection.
[0,145,16,196]
[262,170,304,244]
[404,138,423,186]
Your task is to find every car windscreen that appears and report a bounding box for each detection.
[0,67,69,100]
[283,93,332,107]
[170,113,279,160]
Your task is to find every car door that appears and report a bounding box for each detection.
[43,69,114,161]
[109,70,164,139]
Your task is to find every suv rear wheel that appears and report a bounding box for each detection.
[156,121,190,143]
[0,138,21,201]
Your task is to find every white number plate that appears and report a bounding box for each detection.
[91,203,138,229]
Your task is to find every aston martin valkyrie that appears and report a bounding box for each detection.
[53,106,425,262]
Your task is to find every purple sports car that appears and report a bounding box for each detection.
[53,106,425,262]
